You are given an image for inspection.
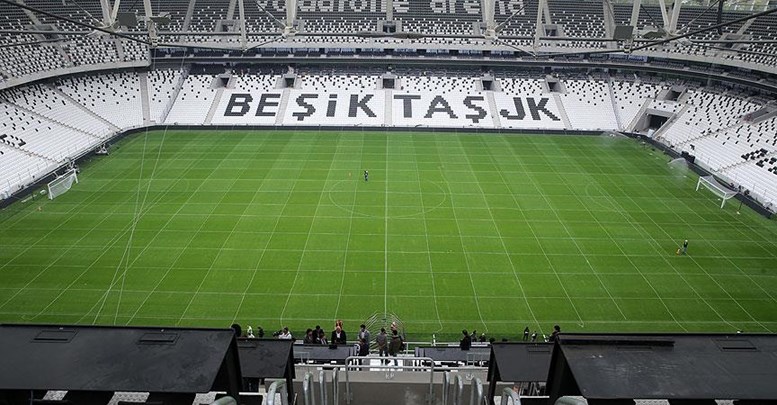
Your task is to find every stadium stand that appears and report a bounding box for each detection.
[661,91,760,145]
[0,83,116,137]
[55,72,144,130]
[557,79,618,131]
[145,69,185,124]
[0,100,99,161]
[690,115,777,171]
[166,73,219,125]
[0,0,776,210]
[610,80,664,129]
[0,64,774,209]
[0,143,54,199]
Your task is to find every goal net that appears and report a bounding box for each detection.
[695,175,737,208]
[47,169,78,200]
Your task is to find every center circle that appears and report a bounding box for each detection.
[327,179,448,219]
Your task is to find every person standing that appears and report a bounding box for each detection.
[364,170,369,182]
[388,329,403,366]
[279,327,292,340]
[358,338,369,357]
[460,329,472,351]
[548,325,561,342]
[376,327,388,364]
[523,326,530,341]
[359,324,371,346]
[332,324,347,345]
[682,240,689,255]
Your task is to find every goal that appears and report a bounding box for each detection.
[695,175,737,208]
[47,169,78,200]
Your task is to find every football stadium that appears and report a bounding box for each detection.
[0,0,776,404]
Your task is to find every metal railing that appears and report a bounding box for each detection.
[266,379,289,405]
[332,367,340,405]
[450,372,465,405]
[319,369,328,405]
[442,371,451,405]
[554,397,586,405]
[211,396,237,405]
[302,372,315,405]
[470,378,486,405]
[344,356,435,405]
[500,388,522,405]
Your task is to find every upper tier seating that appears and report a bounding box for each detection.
[5,0,777,84]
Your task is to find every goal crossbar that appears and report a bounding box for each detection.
[696,175,737,208]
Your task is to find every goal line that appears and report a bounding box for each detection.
[695,175,737,208]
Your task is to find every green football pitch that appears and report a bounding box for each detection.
[1,129,776,341]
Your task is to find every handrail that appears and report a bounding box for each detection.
[554,397,586,405]
[332,367,339,405]
[344,356,435,405]
[469,377,484,405]
[211,396,237,405]
[451,373,465,405]
[303,372,315,405]
[442,371,451,405]
[319,369,328,405]
[266,379,289,405]
[500,388,522,405]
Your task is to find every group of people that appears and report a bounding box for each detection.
[520,325,561,343]
[297,321,345,345]
[240,322,562,356]
[272,320,406,363]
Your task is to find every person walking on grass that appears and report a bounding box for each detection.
[364,170,369,182]
[682,240,688,255]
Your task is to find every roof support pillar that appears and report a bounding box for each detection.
[602,0,615,39]
[534,0,547,51]
[285,0,296,35]
[142,0,157,45]
[386,0,393,21]
[657,0,670,29]
[100,0,114,27]
[238,0,246,49]
[669,0,682,33]
[482,0,495,38]
[630,0,642,28]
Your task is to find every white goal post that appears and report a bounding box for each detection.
[47,169,78,200]
[695,175,737,208]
